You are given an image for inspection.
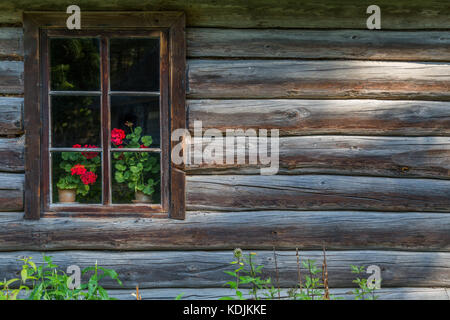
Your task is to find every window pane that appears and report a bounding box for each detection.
[111,152,161,204]
[51,95,101,148]
[110,96,160,148]
[50,38,100,91]
[51,151,102,204]
[110,38,160,91]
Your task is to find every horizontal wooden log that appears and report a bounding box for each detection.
[187,175,450,212]
[5,28,450,62]
[0,61,23,94]
[3,134,450,178]
[188,100,450,136]
[188,29,450,61]
[0,137,24,172]
[0,211,448,251]
[0,173,23,211]
[188,60,450,99]
[186,136,450,179]
[0,97,23,135]
[1,1,449,29]
[0,28,22,59]
[6,60,450,99]
[3,173,450,213]
[107,287,450,300]
[1,250,448,289]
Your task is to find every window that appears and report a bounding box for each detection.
[23,12,186,219]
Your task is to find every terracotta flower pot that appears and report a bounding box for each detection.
[133,191,152,203]
[58,188,76,203]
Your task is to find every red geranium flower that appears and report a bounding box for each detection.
[111,128,126,146]
[80,171,97,185]
[72,144,99,159]
[71,164,87,176]
[140,144,147,149]
[81,144,99,159]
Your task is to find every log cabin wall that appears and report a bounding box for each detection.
[0,0,449,299]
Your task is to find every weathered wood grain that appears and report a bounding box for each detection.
[6,27,450,61]
[0,137,24,172]
[107,287,450,300]
[3,134,449,178]
[188,29,450,61]
[0,211,448,251]
[0,97,23,135]
[6,60,450,99]
[0,28,22,59]
[5,98,450,137]
[0,173,23,211]
[188,99,450,136]
[1,250,448,288]
[2,0,450,29]
[188,60,450,99]
[0,61,23,94]
[4,27,450,62]
[187,175,450,212]
[186,136,450,179]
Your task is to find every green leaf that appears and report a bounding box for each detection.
[141,135,152,146]
[134,127,142,136]
[21,269,28,283]
[115,171,125,183]
[175,292,185,300]
[115,163,126,171]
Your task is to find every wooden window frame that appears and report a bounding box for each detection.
[23,12,186,220]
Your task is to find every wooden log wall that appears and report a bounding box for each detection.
[0,1,449,299]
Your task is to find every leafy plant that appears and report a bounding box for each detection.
[351,265,379,300]
[188,248,382,301]
[1,255,121,300]
[112,122,160,197]
[0,257,36,300]
[221,249,276,300]
[289,259,325,300]
[56,146,100,196]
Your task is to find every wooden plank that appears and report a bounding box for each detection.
[188,29,450,61]
[0,97,23,135]
[186,175,450,212]
[4,172,450,213]
[0,250,448,289]
[169,13,187,219]
[7,28,450,61]
[0,173,23,211]
[107,287,450,300]
[0,211,448,251]
[187,136,450,179]
[0,28,23,59]
[7,59,450,101]
[188,99,450,136]
[1,1,450,29]
[23,14,40,220]
[0,61,23,94]
[188,60,450,99]
[0,137,24,172]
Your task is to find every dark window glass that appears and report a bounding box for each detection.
[51,95,101,148]
[50,38,100,91]
[110,96,160,148]
[51,151,102,204]
[110,38,159,91]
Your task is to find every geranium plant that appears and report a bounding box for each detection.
[112,122,160,200]
[56,144,100,198]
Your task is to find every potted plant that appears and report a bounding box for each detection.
[112,123,160,203]
[56,145,100,203]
